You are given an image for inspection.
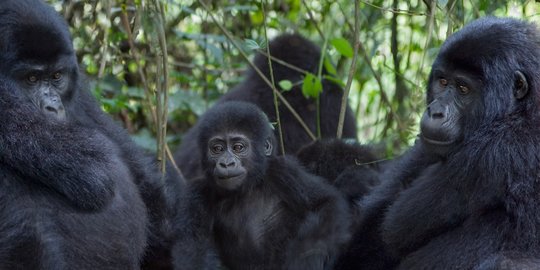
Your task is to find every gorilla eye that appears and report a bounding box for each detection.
[27,75,38,84]
[458,85,470,95]
[439,78,448,86]
[53,72,62,80]
[233,143,245,153]
[211,144,224,154]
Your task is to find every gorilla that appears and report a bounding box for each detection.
[297,139,383,203]
[171,101,351,270]
[335,17,540,270]
[0,0,173,268]
[174,33,358,180]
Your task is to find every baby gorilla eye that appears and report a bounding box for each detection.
[439,78,448,86]
[212,144,224,154]
[458,85,470,94]
[233,143,245,153]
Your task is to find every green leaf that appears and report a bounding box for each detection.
[323,56,337,75]
[331,38,354,58]
[323,75,345,87]
[278,80,293,91]
[302,73,323,98]
[244,39,260,51]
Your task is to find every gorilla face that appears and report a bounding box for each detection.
[208,133,250,190]
[420,66,483,156]
[12,63,69,122]
[0,14,78,122]
[206,132,273,191]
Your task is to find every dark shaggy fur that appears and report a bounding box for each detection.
[336,17,540,270]
[0,0,174,268]
[172,102,351,270]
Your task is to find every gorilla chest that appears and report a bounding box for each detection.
[215,195,282,250]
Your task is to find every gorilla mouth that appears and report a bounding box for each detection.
[420,135,455,146]
[216,172,246,182]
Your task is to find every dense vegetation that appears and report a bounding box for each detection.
[47,0,539,165]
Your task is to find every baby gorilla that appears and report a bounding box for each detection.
[172,101,350,270]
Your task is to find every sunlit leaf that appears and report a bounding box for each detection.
[302,73,322,98]
[331,38,354,58]
[244,39,261,51]
[324,57,337,75]
[279,80,293,91]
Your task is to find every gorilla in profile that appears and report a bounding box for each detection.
[336,17,540,270]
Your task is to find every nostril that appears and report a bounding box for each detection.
[432,112,445,119]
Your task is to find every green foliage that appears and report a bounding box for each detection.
[278,80,293,91]
[302,73,323,99]
[46,0,539,157]
[330,38,353,58]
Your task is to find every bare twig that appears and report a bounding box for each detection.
[151,0,170,174]
[301,0,325,40]
[360,0,426,16]
[262,0,285,155]
[337,0,360,139]
[121,4,184,181]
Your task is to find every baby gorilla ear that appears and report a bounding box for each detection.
[264,139,273,156]
[514,70,529,100]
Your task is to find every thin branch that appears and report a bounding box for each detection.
[121,4,184,181]
[301,0,325,40]
[337,0,360,139]
[197,0,317,141]
[360,0,426,16]
[151,0,170,174]
[262,0,285,155]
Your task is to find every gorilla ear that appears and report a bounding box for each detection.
[514,70,529,100]
[264,139,273,156]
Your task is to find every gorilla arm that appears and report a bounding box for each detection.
[268,156,351,269]
[381,133,511,258]
[0,85,116,211]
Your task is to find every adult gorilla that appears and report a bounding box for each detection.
[0,0,172,268]
[336,17,540,269]
[175,34,358,180]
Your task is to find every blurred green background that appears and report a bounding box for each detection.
[46,0,540,159]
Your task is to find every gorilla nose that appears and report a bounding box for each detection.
[219,160,236,168]
[427,102,447,120]
[42,102,66,121]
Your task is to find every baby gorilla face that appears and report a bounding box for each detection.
[207,133,250,191]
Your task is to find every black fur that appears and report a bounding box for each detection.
[297,139,382,203]
[174,34,358,180]
[171,101,351,270]
[336,17,540,270]
[0,0,173,268]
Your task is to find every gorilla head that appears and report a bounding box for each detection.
[419,17,539,156]
[0,0,80,122]
[197,101,274,191]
